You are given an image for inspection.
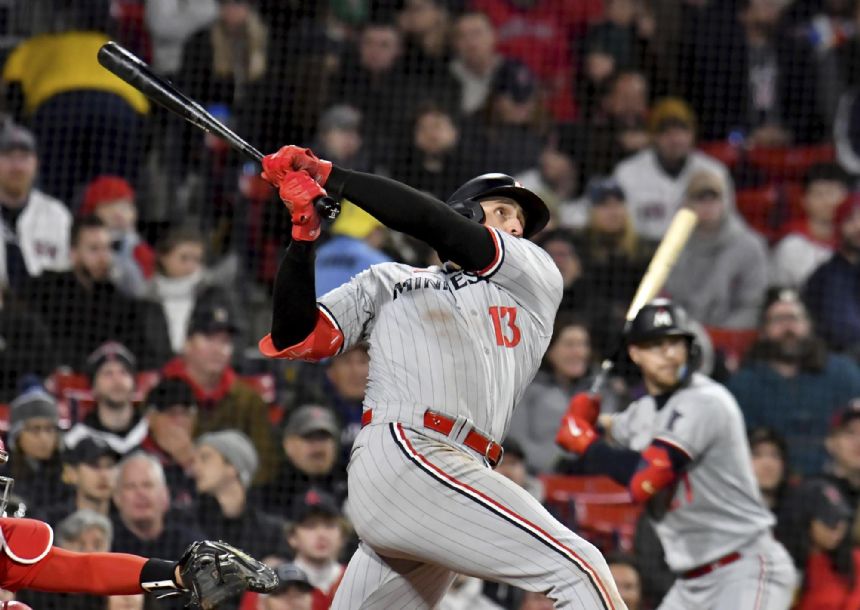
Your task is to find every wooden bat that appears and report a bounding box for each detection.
[96,41,340,220]
[590,207,698,393]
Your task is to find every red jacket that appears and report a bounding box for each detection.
[796,549,860,610]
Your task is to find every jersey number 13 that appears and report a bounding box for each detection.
[489,306,521,347]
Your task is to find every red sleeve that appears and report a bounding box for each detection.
[133,242,156,278]
[2,546,146,595]
[0,518,52,563]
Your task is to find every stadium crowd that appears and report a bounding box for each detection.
[0,0,860,608]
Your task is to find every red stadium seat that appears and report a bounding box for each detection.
[705,327,759,372]
[736,184,780,239]
[541,475,642,552]
[747,144,835,180]
[698,141,742,169]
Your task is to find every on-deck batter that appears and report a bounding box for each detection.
[556,299,797,609]
[258,145,626,610]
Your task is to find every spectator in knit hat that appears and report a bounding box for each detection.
[256,405,346,518]
[3,387,72,508]
[664,168,768,329]
[314,203,390,297]
[139,378,199,508]
[162,297,280,484]
[612,97,733,240]
[192,430,285,562]
[805,193,860,353]
[17,508,116,610]
[0,122,71,290]
[40,436,120,527]
[79,175,155,298]
[310,105,374,172]
[64,342,148,457]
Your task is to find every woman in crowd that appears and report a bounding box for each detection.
[3,389,70,509]
[507,313,620,473]
[145,226,239,355]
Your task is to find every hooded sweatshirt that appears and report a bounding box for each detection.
[664,211,768,329]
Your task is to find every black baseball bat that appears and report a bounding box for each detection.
[97,41,340,220]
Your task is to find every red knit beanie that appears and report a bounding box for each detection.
[80,175,135,216]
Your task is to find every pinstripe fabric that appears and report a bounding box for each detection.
[331,424,625,610]
[655,536,796,610]
[317,228,623,608]
[318,228,562,442]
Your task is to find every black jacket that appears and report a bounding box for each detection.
[18,271,171,370]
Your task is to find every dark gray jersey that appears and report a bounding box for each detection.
[610,374,774,572]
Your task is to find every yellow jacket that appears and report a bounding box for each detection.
[3,31,149,114]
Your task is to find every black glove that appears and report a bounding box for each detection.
[177,540,279,610]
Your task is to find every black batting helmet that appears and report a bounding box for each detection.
[626,299,696,345]
[446,173,550,239]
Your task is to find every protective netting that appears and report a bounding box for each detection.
[0,1,859,609]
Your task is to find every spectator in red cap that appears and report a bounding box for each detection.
[805,193,860,353]
[80,176,155,298]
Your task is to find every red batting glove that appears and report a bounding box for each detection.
[278,171,326,241]
[261,145,333,187]
[568,392,601,426]
[556,412,598,455]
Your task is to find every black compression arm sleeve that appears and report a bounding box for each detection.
[578,439,642,486]
[326,167,496,271]
[270,241,317,350]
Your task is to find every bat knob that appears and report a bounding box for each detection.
[315,196,341,221]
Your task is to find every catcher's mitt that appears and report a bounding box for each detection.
[177,540,279,610]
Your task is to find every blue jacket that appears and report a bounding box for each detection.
[727,354,860,473]
[315,235,391,297]
[804,253,860,352]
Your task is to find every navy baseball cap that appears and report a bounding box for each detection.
[271,563,313,594]
[64,436,120,466]
[491,60,538,103]
[187,299,240,336]
[293,489,341,523]
[587,177,626,205]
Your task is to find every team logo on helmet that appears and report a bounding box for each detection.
[653,309,674,327]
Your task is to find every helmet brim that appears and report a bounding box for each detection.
[477,186,550,238]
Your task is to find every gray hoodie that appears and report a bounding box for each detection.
[664,212,768,329]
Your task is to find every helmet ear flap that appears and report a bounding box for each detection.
[448,198,486,224]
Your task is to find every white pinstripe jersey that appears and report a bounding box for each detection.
[318,227,563,443]
[609,373,774,572]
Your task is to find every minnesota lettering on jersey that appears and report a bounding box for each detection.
[392,270,486,300]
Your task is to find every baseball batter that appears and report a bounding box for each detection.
[258,145,626,609]
[556,299,797,609]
